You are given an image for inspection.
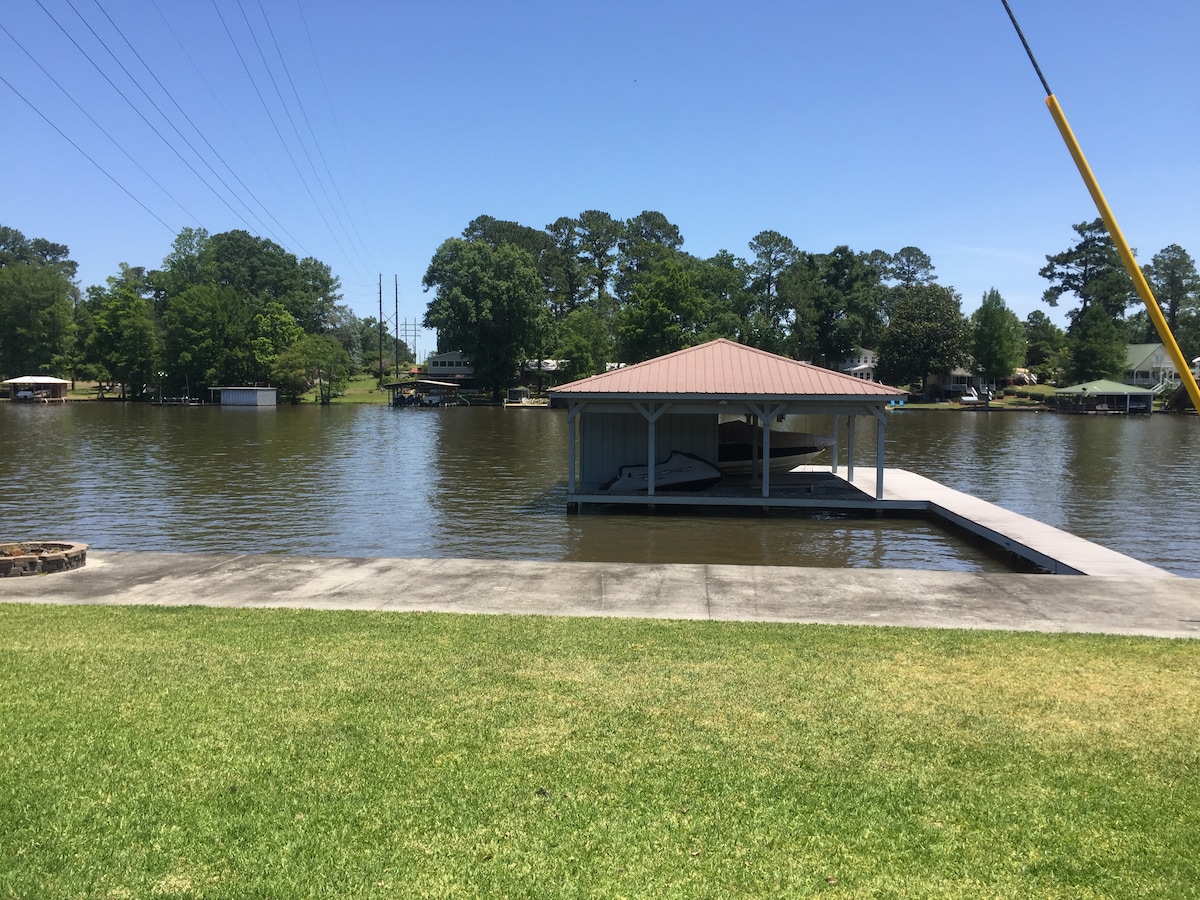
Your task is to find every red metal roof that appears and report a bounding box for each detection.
[552,339,907,399]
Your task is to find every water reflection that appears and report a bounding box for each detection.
[2,404,1196,574]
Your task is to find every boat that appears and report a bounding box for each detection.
[601,451,723,492]
[958,387,991,408]
[717,419,834,475]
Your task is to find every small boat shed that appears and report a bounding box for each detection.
[1052,380,1155,414]
[3,375,70,402]
[210,386,278,406]
[550,339,908,507]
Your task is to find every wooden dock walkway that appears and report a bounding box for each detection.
[842,467,1173,577]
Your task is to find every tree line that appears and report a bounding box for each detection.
[422,212,1200,395]
[5,214,1197,401]
[0,226,405,402]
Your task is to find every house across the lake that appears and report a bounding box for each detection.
[1123,343,1178,389]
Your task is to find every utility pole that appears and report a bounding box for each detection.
[377,274,384,387]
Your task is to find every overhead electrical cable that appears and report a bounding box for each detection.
[90,0,298,253]
[255,0,374,278]
[147,0,311,257]
[56,0,275,240]
[0,72,174,232]
[296,0,379,273]
[0,21,199,223]
[32,0,261,236]
[224,0,353,268]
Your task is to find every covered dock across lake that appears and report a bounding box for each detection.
[1053,379,1156,414]
[2,375,70,402]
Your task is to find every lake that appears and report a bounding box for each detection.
[1,403,1197,576]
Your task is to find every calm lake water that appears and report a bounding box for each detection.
[1,403,1197,576]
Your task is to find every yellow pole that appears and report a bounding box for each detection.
[1045,94,1200,413]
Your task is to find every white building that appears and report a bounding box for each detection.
[839,348,877,382]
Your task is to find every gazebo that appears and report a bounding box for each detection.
[550,339,907,507]
[2,375,70,402]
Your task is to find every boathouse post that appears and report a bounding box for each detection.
[874,408,886,500]
[847,415,857,482]
[566,403,578,495]
[634,402,669,496]
[830,416,840,475]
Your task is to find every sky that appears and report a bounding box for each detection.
[4,0,1199,353]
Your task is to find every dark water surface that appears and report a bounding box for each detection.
[2,403,1196,575]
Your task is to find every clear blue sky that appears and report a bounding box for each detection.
[4,0,1199,344]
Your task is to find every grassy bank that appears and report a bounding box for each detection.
[2,605,1197,898]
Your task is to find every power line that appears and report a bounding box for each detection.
[253,0,373,279]
[147,0,312,258]
[32,0,262,235]
[90,0,298,252]
[0,72,175,233]
[223,0,353,268]
[1,20,198,224]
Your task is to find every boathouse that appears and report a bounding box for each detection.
[1052,380,1155,414]
[210,386,278,406]
[550,339,907,508]
[2,375,70,402]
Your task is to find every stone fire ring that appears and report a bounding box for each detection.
[0,542,88,577]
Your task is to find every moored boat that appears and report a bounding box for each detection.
[601,451,723,492]
[717,419,834,475]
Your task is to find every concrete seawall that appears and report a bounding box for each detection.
[2,552,1198,639]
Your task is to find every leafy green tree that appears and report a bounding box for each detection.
[1142,243,1199,333]
[970,289,1026,382]
[576,210,624,310]
[746,230,799,344]
[884,246,937,287]
[1067,301,1127,383]
[0,225,77,278]
[1040,218,1135,331]
[0,262,75,377]
[544,217,586,319]
[87,265,160,397]
[554,306,611,380]
[307,334,352,404]
[160,284,250,394]
[270,334,351,404]
[251,302,304,373]
[0,226,77,378]
[617,258,704,363]
[422,238,543,399]
[678,251,745,344]
[463,215,552,260]
[1024,310,1068,384]
[293,257,342,334]
[877,284,970,388]
[783,247,885,366]
[153,227,210,314]
[615,210,684,304]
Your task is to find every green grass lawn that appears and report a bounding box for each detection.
[2,605,1197,898]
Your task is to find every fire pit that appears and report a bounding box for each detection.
[0,542,88,576]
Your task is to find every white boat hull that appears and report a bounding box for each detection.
[601,451,723,492]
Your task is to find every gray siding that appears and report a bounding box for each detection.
[579,412,718,490]
[220,388,277,406]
